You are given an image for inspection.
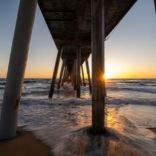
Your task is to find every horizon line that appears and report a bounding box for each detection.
[1,77,156,80]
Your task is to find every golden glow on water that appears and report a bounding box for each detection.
[72,105,125,133]
[106,108,125,133]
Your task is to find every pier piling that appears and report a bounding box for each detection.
[81,65,86,86]
[86,60,92,94]
[76,47,81,98]
[57,61,65,89]
[0,0,37,139]
[49,47,63,98]
[91,0,105,133]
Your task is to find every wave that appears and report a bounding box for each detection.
[107,86,156,94]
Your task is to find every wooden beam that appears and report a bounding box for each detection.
[91,0,105,133]
[49,47,63,98]
[0,0,37,139]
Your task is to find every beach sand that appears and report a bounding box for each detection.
[0,130,52,156]
[0,128,155,156]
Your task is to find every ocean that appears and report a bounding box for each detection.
[0,79,156,155]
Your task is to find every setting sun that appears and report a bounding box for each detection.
[105,62,123,79]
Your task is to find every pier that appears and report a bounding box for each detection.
[0,0,146,139]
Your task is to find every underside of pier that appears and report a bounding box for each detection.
[39,0,136,48]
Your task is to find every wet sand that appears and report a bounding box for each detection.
[49,127,156,156]
[0,127,155,156]
[0,130,52,156]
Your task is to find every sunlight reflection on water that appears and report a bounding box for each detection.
[31,104,156,156]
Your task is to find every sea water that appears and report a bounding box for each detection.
[0,79,156,155]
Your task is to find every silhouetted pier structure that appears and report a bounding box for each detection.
[49,46,91,98]
[40,0,138,100]
[1,0,155,139]
[39,0,137,134]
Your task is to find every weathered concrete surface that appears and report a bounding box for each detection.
[0,0,37,139]
[39,0,137,48]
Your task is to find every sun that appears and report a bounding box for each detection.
[104,62,122,79]
[105,70,118,79]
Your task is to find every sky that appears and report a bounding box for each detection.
[0,0,156,79]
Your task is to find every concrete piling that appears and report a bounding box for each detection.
[0,0,37,140]
[91,0,105,133]
[49,47,63,98]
